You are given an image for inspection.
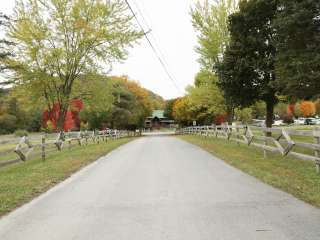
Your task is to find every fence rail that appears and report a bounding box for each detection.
[0,129,139,168]
[177,125,320,173]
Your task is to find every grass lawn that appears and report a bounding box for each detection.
[0,137,134,217]
[179,135,320,208]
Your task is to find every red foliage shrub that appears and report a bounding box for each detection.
[214,114,226,125]
[42,99,84,131]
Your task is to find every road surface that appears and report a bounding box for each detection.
[0,136,319,240]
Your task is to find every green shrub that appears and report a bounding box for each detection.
[14,129,29,137]
[80,122,89,130]
[235,107,253,124]
[0,114,17,134]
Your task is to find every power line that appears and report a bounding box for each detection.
[131,0,173,75]
[124,0,183,94]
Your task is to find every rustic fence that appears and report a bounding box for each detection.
[0,129,139,168]
[177,125,320,173]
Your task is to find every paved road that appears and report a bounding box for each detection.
[0,136,320,240]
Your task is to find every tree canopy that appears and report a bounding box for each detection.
[6,0,142,130]
[273,0,320,99]
[218,0,278,127]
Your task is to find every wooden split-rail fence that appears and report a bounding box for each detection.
[177,125,320,173]
[0,129,139,168]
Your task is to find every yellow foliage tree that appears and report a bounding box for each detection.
[172,97,192,126]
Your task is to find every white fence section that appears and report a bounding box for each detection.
[177,125,320,173]
[0,129,139,168]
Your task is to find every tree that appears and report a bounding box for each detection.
[7,0,142,130]
[235,107,252,124]
[191,0,238,70]
[219,0,278,128]
[251,101,266,119]
[164,98,176,120]
[186,83,226,125]
[294,103,303,118]
[118,76,153,129]
[191,0,238,123]
[79,75,161,130]
[194,69,217,87]
[172,97,193,126]
[0,113,17,134]
[274,102,288,119]
[273,0,320,99]
[300,101,316,117]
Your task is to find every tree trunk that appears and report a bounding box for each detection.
[226,105,234,125]
[265,100,274,136]
[57,106,68,132]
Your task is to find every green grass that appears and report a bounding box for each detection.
[0,138,134,217]
[179,135,320,208]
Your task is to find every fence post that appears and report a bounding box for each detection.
[314,127,320,173]
[263,138,267,159]
[236,125,240,146]
[78,132,82,146]
[14,136,27,161]
[41,135,46,161]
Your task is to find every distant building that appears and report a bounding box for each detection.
[145,110,175,129]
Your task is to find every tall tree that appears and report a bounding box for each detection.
[273,0,320,99]
[219,0,278,128]
[191,0,238,70]
[191,0,238,123]
[7,0,142,130]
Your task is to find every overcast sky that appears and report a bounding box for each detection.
[1,0,200,100]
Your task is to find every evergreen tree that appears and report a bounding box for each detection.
[273,0,320,99]
[219,0,278,128]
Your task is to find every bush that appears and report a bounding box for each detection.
[294,103,303,117]
[14,129,29,137]
[274,102,288,119]
[283,114,294,124]
[235,107,253,124]
[26,110,42,132]
[0,114,17,134]
[80,122,89,131]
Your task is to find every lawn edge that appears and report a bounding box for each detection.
[0,137,136,218]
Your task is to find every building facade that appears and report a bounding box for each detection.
[145,110,175,129]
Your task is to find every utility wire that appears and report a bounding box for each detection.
[131,0,173,77]
[124,0,183,94]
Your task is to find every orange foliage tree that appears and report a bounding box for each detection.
[299,101,316,117]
